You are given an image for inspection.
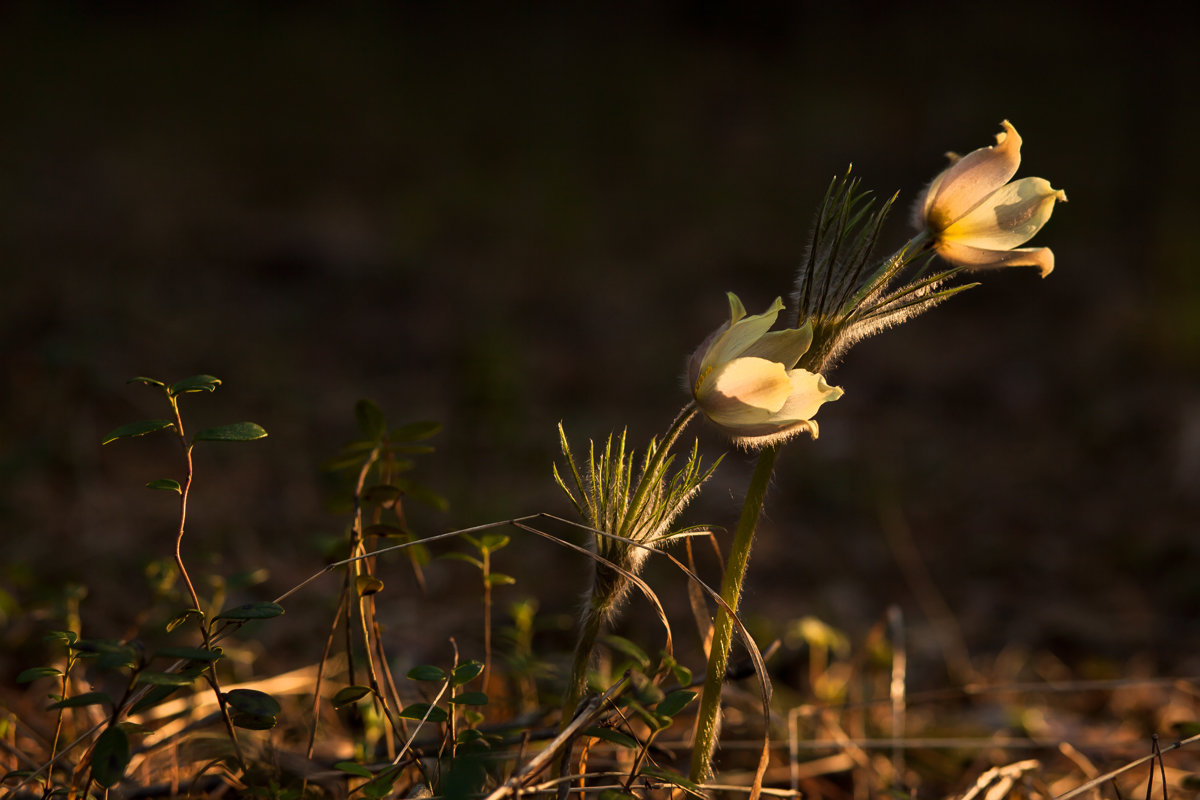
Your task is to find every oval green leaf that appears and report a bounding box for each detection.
[194,422,268,442]
[17,666,62,683]
[224,688,281,716]
[601,635,651,668]
[230,711,277,730]
[101,419,175,446]
[332,685,373,709]
[47,691,112,710]
[145,479,182,493]
[334,761,374,778]
[451,661,484,686]
[656,690,697,718]
[406,665,446,682]
[168,375,222,395]
[214,601,284,621]
[399,702,448,723]
[91,726,130,788]
[449,691,489,706]
[485,573,516,587]
[134,671,197,687]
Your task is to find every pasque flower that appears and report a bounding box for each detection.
[688,293,843,446]
[915,120,1066,276]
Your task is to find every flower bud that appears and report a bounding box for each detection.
[688,293,843,446]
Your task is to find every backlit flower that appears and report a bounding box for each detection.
[688,293,843,446]
[915,120,1066,277]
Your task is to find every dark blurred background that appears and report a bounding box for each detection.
[2,3,1199,685]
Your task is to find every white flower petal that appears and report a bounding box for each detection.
[702,357,792,421]
[944,177,1066,249]
[696,295,785,378]
[935,241,1056,277]
[923,120,1023,231]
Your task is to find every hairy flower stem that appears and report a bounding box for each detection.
[689,443,780,782]
[559,594,615,731]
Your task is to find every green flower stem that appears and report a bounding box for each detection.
[559,595,610,731]
[689,443,780,782]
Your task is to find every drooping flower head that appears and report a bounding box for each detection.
[914,120,1066,276]
[688,293,843,447]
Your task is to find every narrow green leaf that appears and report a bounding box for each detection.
[127,376,165,387]
[18,666,62,682]
[332,685,373,709]
[388,420,441,442]
[145,479,181,493]
[134,671,197,687]
[224,688,281,716]
[91,726,130,788]
[47,691,112,710]
[640,766,704,796]
[440,552,483,569]
[214,601,284,621]
[485,573,516,587]
[45,629,79,645]
[399,702,448,723]
[478,533,510,551]
[395,481,449,511]
[101,419,175,445]
[583,727,639,749]
[355,399,387,440]
[168,374,221,395]
[321,453,371,472]
[406,665,446,682]
[449,691,488,706]
[193,422,268,442]
[601,635,651,668]
[452,661,484,686]
[355,575,384,596]
[334,761,374,778]
[656,690,697,718]
[165,608,203,633]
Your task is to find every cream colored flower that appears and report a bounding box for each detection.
[688,293,843,445]
[915,120,1066,277]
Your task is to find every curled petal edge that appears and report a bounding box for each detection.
[923,120,1023,231]
[935,241,1056,278]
